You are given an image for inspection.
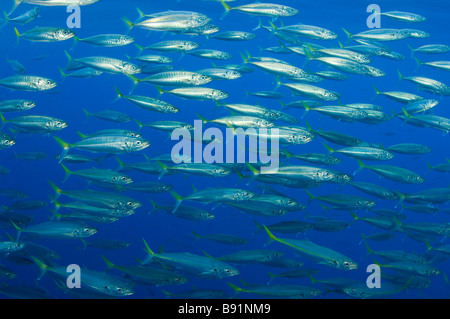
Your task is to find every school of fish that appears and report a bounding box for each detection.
[0,0,449,299]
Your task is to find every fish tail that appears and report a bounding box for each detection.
[239,51,249,64]
[154,85,165,97]
[218,0,231,20]
[115,156,127,171]
[141,238,155,264]
[8,0,22,16]
[100,255,115,270]
[407,44,415,59]
[413,56,422,72]
[304,190,315,204]
[0,12,8,29]
[121,16,135,32]
[112,86,123,103]
[253,18,263,31]
[397,69,404,82]
[191,231,201,241]
[57,67,67,81]
[353,159,366,176]
[148,199,159,214]
[136,7,145,19]
[262,224,277,246]
[156,160,169,180]
[60,163,72,183]
[0,112,6,130]
[268,21,278,37]
[322,142,335,153]
[126,74,140,93]
[133,118,143,130]
[9,219,22,241]
[30,256,49,281]
[226,282,243,294]
[134,43,144,55]
[53,137,71,162]
[76,131,87,139]
[169,190,184,214]
[82,108,91,119]
[362,239,374,254]
[64,50,73,64]
[342,28,352,39]
[71,36,79,50]
[196,113,209,124]
[48,180,63,202]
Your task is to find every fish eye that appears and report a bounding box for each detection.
[136,141,142,145]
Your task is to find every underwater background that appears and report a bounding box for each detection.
[0,0,449,299]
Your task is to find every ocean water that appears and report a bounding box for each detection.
[0,0,449,300]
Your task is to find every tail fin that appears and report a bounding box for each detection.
[353,159,366,175]
[122,17,135,32]
[48,180,63,201]
[30,256,49,281]
[53,136,71,162]
[113,87,124,103]
[342,28,353,40]
[141,238,155,264]
[218,0,232,20]
[8,0,22,16]
[13,27,20,46]
[413,56,422,72]
[322,142,335,153]
[0,113,6,130]
[60,163,72,183]
[100,255,116,271]
[9,219,22,241]
[169,190,184,214]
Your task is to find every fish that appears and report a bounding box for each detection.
[73,34,134,47]
[53,135,150,159]
[15,26,75,43]
[0,99,35,112]
[219,1,298,18]
[263,225,358,270]
[0,113,67,134]
[0,75,57,91]
[356,160,425,184]
[142,239,239,279]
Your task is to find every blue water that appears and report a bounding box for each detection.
[0,0,449,299]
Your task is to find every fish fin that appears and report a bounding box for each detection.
[413,56,422,72]
[8,0,22,16]
[121,16,134,32]
[53,137,71,162]
[262,224,276,247]
[9,219,22,241]
[13,27,20,46]
[322,142,335,153]
[353,159,366,176]
[156,160,169,180]
[100,255,115,270]
[154,85,165,97]
[304,190,315,205]
[196,113,209,124]
[218,0,232,20]
[112,86,123,103]
[30,256,49,281]
[126,74,140,93]
[0,113,6,130]
[169,191,184,214]
[59,163,73,183]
